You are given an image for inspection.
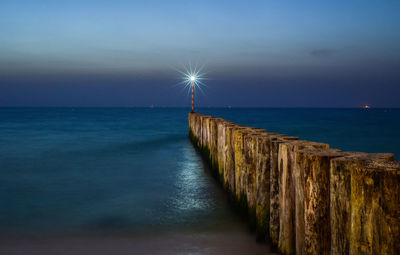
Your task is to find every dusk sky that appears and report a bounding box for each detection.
[1,0,399,107]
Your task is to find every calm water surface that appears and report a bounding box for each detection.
[0,107,399,254]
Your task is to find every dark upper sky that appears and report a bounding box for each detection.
[1,0,400,107]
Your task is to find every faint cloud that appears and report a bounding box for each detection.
[310,49,334,57]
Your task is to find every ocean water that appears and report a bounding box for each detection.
[199,108,400,158]
[0,107,399,254]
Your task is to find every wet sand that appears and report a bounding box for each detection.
[0,228,276,255]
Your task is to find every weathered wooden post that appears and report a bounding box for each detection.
[221,122,235,191]
[224,124,238,195]
[203,116,212,153]
[278,140,329,255]
[192,113,200,142]
[350,160,400,255]
[217,120,227,182]
[198,115,206,147]
[189,113,197,143]
[188,113,400,255]
[209,118,223,177]
[330,153,394,255]
[243,129,266,228]
[294,148,343,255]
[188,112,193,132]
[269,135,298,247]
[233,126,250,203]
[253,133,280,241]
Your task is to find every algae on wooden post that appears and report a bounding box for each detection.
[198,115,206,147]
[330,153,394,255]
[232,127,248,202]
[228,126,258,212]
[221,122,235,191]
[188,113,194,137]
[200,115,207,148]
[210,118,223,177]
[243,134,256,206]
[203,116,211,151]
[224,124,238,194]
[244,131,266,198]
[193,114,200,144]
[188,113,193,136]
[278,140,329,255]
[350,160,400,255]
[217,120,227,181]
[254,133,278,241]
[188,113,399,255]
[243,130,266,229]
[188,113,193,131]
[189,113,203,145]
[196,114,204,143]
[269,135,298,247]
[295,148,343,255]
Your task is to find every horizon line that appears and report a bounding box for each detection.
[1,106,399,109]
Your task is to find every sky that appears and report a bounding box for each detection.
[1,0,400,107]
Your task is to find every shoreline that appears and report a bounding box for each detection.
[0,228,276,255]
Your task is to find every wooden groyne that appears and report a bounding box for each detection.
[188,112,400,255]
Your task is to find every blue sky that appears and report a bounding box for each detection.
[1,0,399,107]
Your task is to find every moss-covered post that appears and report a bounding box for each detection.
[217,120,227,182]
[210,118,223,178]
[220,123,238,194]
[330,153,394,255]
[294,148,343,255]
[243,130,266,228]
[193,114,199,144]
[189,113,203,146]
[278,140,329,255]
[190,113,196,140]
[188,112,193,132]
[197,115,204,144]
[198,115,206,147]
[224,124,238,195]
[232,127,249,203]
[349,160,400,255]
[188,113,400,255]
[253,133,279,241]
[209,117,217,159]
[204,116,211,151]
[269,135,298,247]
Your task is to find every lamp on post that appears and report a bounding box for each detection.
[190,75,196,113]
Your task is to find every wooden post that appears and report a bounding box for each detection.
[330,153,394,255]
[243,130,266,228]
[350,160,400,255]
[269,135,298,247]
[254,133,279,241]
[224,124,238,194]
[278,140,329,255]
[295,148,343,255]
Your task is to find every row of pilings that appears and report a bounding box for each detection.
[188,112,400,255]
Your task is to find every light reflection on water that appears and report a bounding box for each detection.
[1,107,399,242]
[173,145,209,212]
[0,108,240,238]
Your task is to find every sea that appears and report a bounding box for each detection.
[0,108,399,254]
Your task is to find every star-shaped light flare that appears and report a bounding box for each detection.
[174,64,207,112]
[178,65,207,92]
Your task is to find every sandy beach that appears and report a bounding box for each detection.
[0,228,276,255]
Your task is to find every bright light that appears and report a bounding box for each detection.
[175,64,207,112]
[175,64,206,92]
